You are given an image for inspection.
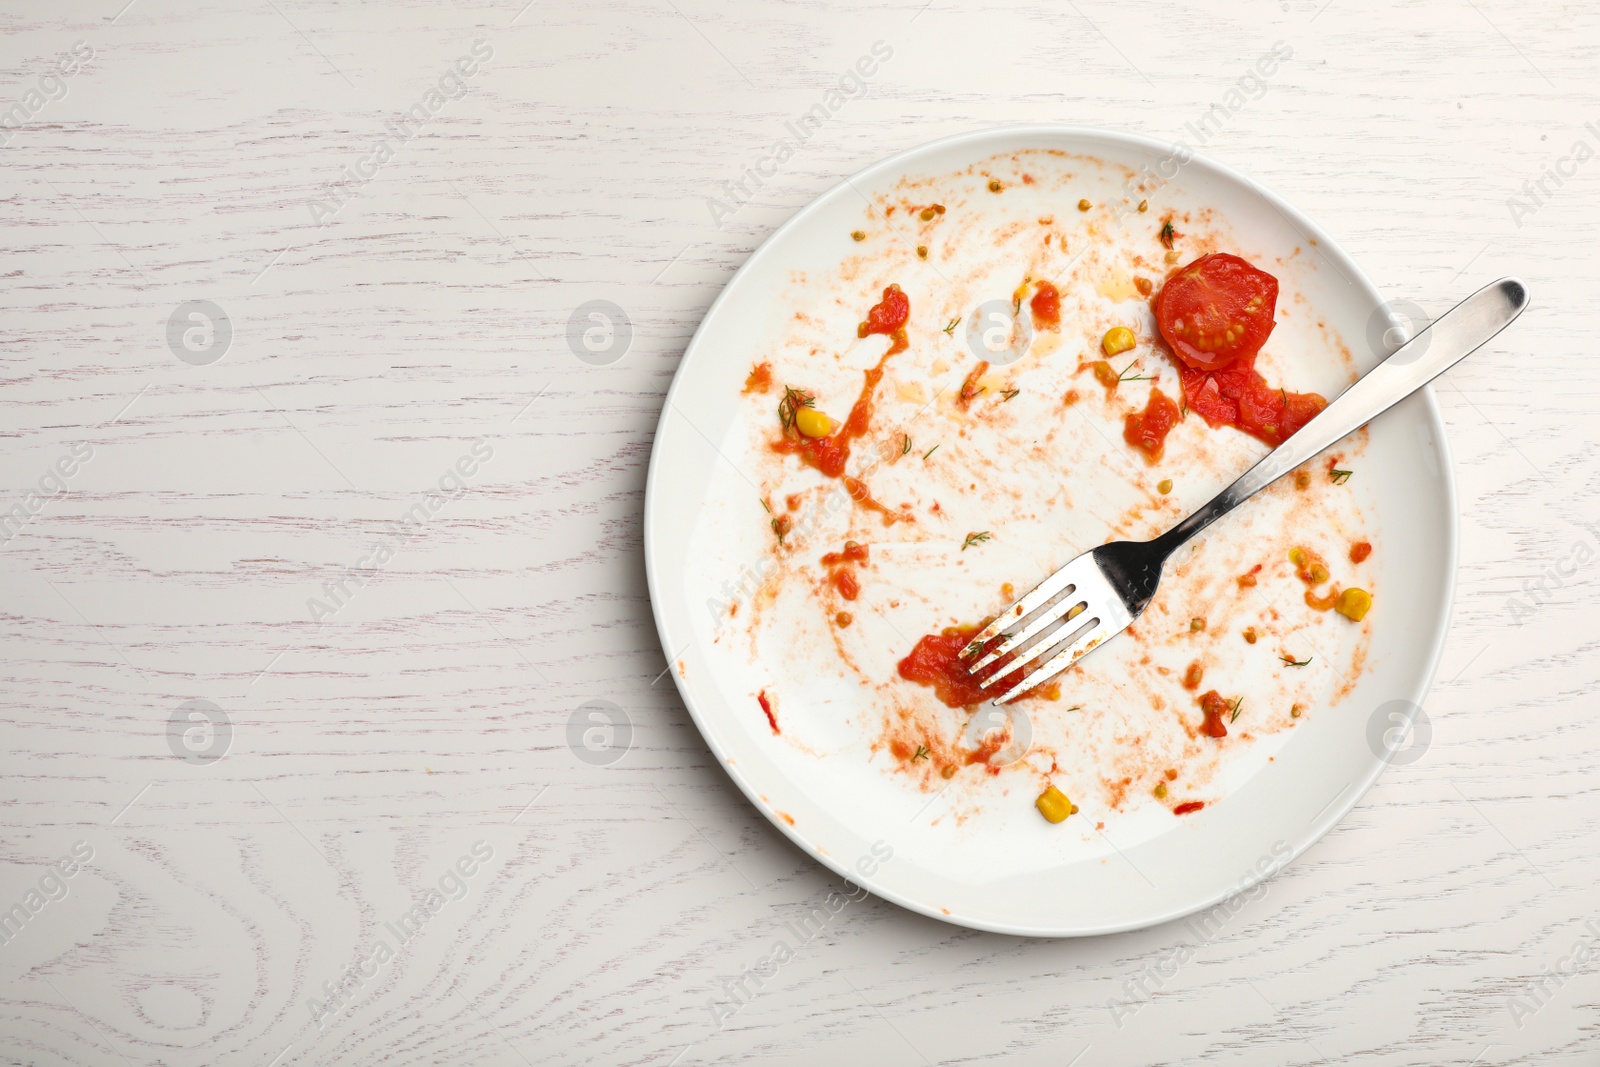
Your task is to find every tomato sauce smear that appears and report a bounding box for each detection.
[823,540,869,601]
[756,690,779,734]
[773,284,909,481]
[898,624,1047,709]
[898,627,992,708]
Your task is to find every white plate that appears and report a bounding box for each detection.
[644,126,1455,936]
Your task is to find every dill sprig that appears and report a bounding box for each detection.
[778,385,814,434]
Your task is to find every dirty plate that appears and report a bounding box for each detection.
[643,126,1453,936]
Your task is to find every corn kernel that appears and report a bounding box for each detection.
[1036,784,1074,823]
[1190,617,1206,632]
[988,179,1003,192]
[1153,781,1168,799]
[1138,200,1149,212]
[1078,198,1092,211]
[1335,587,1372,622]
[1157,478,1173,494]
[794,407,833,438]
[851,230,866,241]
[1102,326,1137,356]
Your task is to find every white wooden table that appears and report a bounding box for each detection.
[2,1,1596,1063]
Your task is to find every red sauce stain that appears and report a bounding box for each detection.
[823,539,868,602]
[1124,387,1180,463]
[772,285,908,482]
[743,361,773,394]
[966,728,1006,771]
[1182,661,1203,691]
[777,810,795,826]
[1198,689,1230,738]
[1173,800,1206,816]
[821,541,869,567]
[898,626,991,709]
[1029,280,1061,330]
[1237,564,1262,588]
[756,690,779,734]
[785,493,802,511]
[1350,540,1373,563]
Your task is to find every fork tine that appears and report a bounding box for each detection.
[965,590,1086,673]
[958,556,1093,660]
[984,616,1113,704]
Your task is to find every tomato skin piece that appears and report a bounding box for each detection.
[1177,355,1326,448]
[1029,281,1061,330]
[757,690,779,734]
[1198,689,1230,738]
[1123,387,1180,463]
[1156,253,1279,371]
[858,283,910,353]
[830,567,861,600]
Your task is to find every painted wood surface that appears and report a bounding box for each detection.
[0,0,1596,1063]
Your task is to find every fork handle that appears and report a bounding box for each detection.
[1153,277,1530,556]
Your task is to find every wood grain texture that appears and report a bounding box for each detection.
[0,0,1596,1063]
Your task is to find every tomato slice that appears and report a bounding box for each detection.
[1155,253,1278,371]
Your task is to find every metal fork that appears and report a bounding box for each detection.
[962,277,1530,703]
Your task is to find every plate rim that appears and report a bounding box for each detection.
[642,122,1459,937]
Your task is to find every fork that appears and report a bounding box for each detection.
[962,276,1530,703]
